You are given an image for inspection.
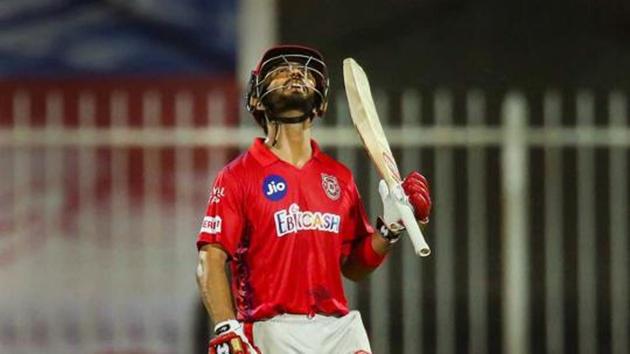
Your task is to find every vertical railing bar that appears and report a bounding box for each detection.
[44,91,64,352]
[369,90,390,354]
[434,89,455,354]
[400,89,423,354]
[12,90,30,354]
[608,91,628,354]
[142,90,161,348]
[0,141,16,349]
[502,92,530,354]
[78,91,97,351]
[336,90,359,309]
[109,90,130,348]
[0,97,14,350]
[174,90,195,354]
[467,89,488,354]
[576,90,597,354]
[543,90,564,354]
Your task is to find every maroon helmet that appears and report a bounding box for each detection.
[246,45,329,131]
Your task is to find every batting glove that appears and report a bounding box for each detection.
[209,319,256,354]
[378,171,432,242]
[402,171,432,223]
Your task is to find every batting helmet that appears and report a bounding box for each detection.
[245,45,329,131]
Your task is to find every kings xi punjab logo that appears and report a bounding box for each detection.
[321,173,341,201]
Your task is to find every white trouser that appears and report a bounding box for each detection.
[251,311,372,354]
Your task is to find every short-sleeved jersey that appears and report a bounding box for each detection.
[197,138,374,322]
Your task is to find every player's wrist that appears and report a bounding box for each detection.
[213,319,242,336]
[376,216,402,244]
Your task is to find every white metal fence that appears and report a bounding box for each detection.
[0,85,628,354]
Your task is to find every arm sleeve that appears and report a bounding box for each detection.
[341,176,375,259]
[196,168,245,258]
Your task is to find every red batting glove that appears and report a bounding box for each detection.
[401,171,432,223]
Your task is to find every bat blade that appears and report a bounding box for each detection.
[343,59,401,185]
[343,57,431,257]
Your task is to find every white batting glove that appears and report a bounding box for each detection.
[209,319,256,354]
[377,180,407,242]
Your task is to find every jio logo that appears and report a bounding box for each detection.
[263,175,287,201]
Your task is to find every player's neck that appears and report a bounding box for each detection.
[265,123,312,168]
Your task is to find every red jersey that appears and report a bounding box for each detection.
[197,138,374,321]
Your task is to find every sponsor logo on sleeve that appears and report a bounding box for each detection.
[274,203,341,237]
[209,187,225,204]
[262,175,287,201]
[321,173,341,200]
[200,216,222,234]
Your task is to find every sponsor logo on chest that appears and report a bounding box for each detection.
[263,174,288,201]
[274,203,341,237]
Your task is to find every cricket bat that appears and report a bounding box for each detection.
[343,58,431,257]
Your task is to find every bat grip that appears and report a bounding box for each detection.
[392,185,431,257]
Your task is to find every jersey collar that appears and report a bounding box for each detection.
[249,137,323,167]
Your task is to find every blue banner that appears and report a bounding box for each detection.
[0,0,236,77]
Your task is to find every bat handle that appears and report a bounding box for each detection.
[392,185,431,257]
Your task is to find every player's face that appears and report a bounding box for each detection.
[260,62,318,117]
[264,62,317,96]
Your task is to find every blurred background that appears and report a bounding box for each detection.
[0,1,628,354]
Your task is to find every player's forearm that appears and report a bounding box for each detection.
[342,232,392,281]
[196,246,236,324]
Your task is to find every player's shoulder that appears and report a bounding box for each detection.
[216,152,247,178]
[218,149,262,178]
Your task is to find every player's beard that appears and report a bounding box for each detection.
[262,87,317,119]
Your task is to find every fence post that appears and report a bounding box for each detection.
[467,89,488,354]
[434,89,456,354]
[576,90,597,354]
[608,91,628,354]
[543,90,564,354]
[401,89,423,354]
[501,92,529,354]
